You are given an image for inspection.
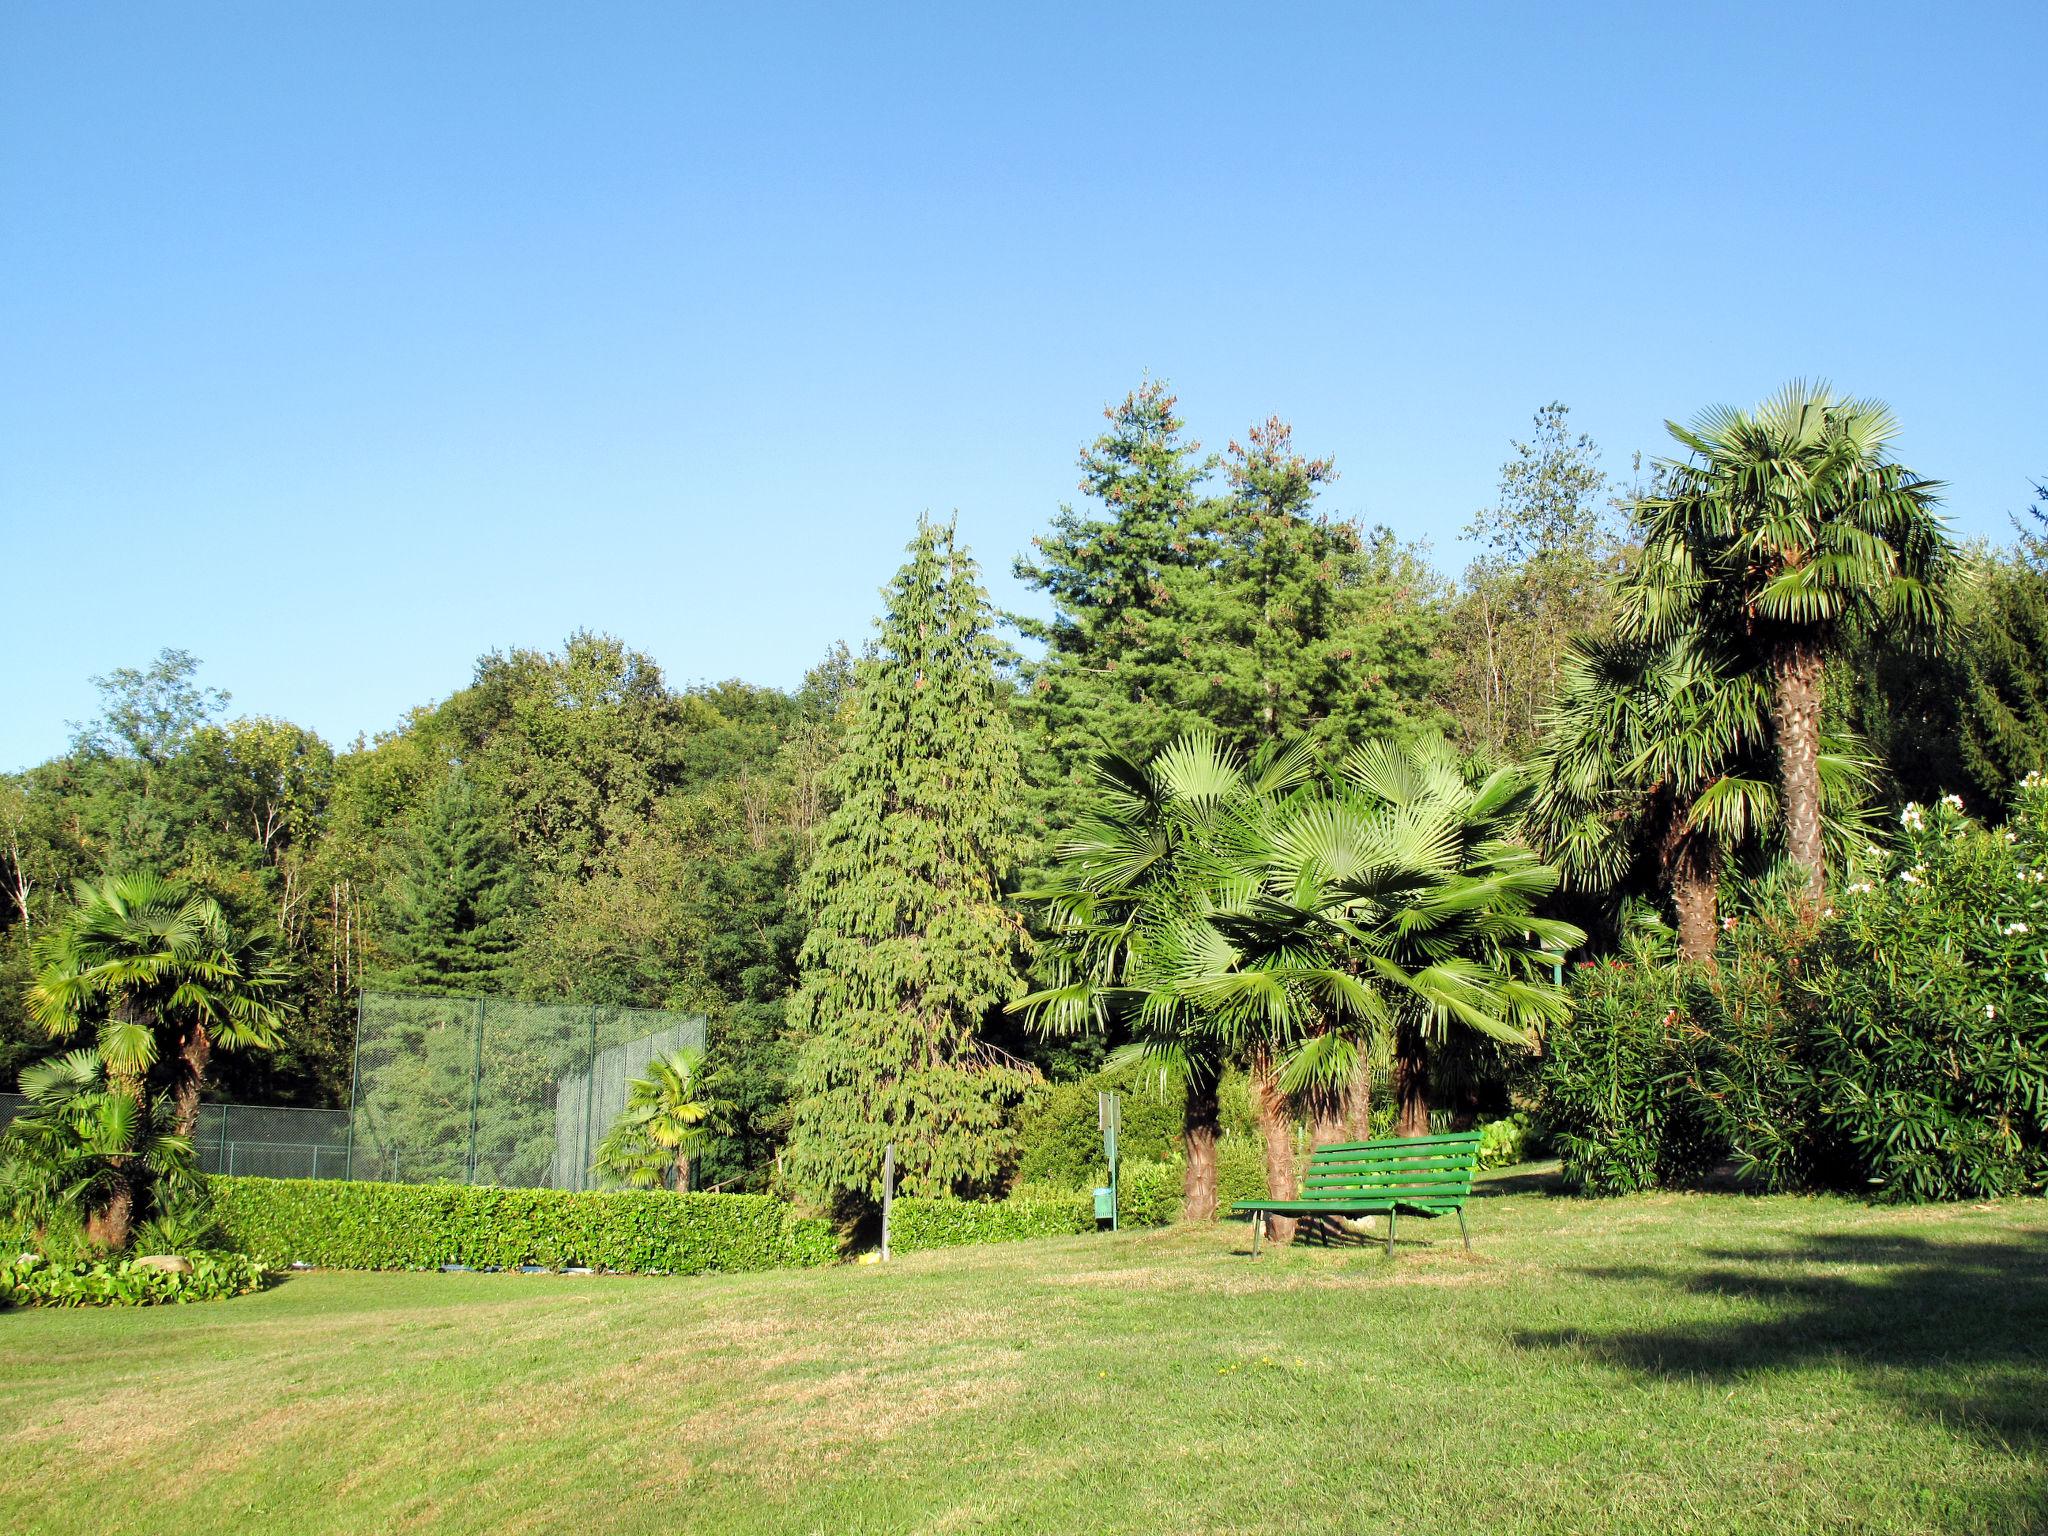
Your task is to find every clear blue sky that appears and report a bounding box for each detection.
[4,2,2043,770]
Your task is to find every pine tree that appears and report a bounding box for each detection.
[1958,489,2048,794]
[375,769,525,996]
[784,518,1033,1203]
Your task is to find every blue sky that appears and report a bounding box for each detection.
[4,2,2044,770]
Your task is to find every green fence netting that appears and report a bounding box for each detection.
[345,992,707,1190]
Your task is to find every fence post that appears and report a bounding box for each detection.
[580,1010,599,1192]
[467,996,485,1184]
[881,1142,895,1263]
[344,991,364,1181]
[217,1110,229,1177]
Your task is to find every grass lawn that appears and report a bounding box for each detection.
[3,1170,2044,1536]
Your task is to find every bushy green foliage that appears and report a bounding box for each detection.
[1542,780,2048,1202]
[893,1136,1272,1250]
[209,1177,836,1273]
[1540,954,1722,1196]
[1475,1113,1540,1170]
[1,1249,269,1308]
[1793,786,2048,1199]
[1012,1066,1258,1187]
[890,1187,1095,1251]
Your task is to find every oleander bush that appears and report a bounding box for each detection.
[1539,778,2048,1202]
[210,1177,837,1273]
[1,1249,270,1308]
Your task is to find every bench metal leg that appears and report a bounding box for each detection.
[1385,1208,1396,1258]
[1251,1212,1264,1257]
[1457,1208,1470,1252]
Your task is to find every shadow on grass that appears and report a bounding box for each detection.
[1515,1228,2048,1459]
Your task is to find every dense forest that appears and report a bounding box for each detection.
[5,381,2043,1193]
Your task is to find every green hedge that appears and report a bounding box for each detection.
[210,1178,837,1274]
[2,1251,270,1308]
[893,1137,1273,1252]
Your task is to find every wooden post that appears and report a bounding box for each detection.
[881,1142,895,1263]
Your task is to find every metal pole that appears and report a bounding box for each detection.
[467,997,484,1184]
[217,1110,229,1176]
[881,1142,895,1263]
[581,1010,598,1192]
[344,991,364,1181]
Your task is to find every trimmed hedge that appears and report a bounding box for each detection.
[210,1177,837,1274]
[893,1137,1273,1252]
[891,1185,1094,1251]
[2,1251,270,1308]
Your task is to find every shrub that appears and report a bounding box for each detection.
[1797,787,2048,1200]
[1012,1065,1259,1187]
[889,1186,1094,1251]
[209,1178,837,1274]
[2,1250,269,1308]
[1476,1113,1540,1169]
[1540,951,1722,1195]
[893,1135,1274,1250]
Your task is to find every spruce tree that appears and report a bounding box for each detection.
[375,768,525,995]
[784,518,1032,1202]
[1012,378,1219,769]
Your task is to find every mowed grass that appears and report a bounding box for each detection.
[3,1172,2044,1536]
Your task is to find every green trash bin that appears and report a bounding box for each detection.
[1093,1186,1116,1221]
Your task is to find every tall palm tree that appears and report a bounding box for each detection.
[1626,382,1956,903]
[1531,629,1876,958]
[1015,735,1316,1223]
[594,1047,726,1193]
[27,874,290,1142]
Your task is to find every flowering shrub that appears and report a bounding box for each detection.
[1540,777,2048,1202]
[1796,781,2048,1199]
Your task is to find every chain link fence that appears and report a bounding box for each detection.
[4,992,708,1192]
[346,993,706,1190]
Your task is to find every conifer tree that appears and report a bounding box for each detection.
[375,768,525,995]
[1012,378,1219,769]
[784,518,1033,1202]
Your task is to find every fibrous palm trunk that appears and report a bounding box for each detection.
[1248,1048,1299,1243]
[1392,1018,1431,1138]
[174,1023,212,1139]
[1774,637,1828,907]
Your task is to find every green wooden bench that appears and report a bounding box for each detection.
[1233,1130,1483,1257]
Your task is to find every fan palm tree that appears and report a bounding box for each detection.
[26,874,291,1142]
[1625,382,1956,903]
[1014,734,1316,1223]
[593,1047,726,1193]
[1,1049,194,1252]
[1204,738,1583,1139]
[1531,628,1876,958]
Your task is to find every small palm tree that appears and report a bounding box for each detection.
[1626,382,1957,902]
[27,874,291,1138]
[593,1047,725,1193]
[1,1049,194,1252]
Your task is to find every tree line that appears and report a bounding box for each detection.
[3,378,2043,1205]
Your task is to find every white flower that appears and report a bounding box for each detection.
[2005,921,2031,936]
[2024,771,2044,790]
[1845,880,1875,896]
[1898,868,1922,885]
[2007,831,2022,845]
[1900,804,1927,831]
[1942,793,1965,813]
[1985,1004,1998,1020]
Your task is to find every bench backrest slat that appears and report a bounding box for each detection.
[1294,1132,1481,1206]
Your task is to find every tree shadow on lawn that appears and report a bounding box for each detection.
[1513,1228,2048,1460]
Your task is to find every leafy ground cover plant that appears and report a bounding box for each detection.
[1,1250,268,1308]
